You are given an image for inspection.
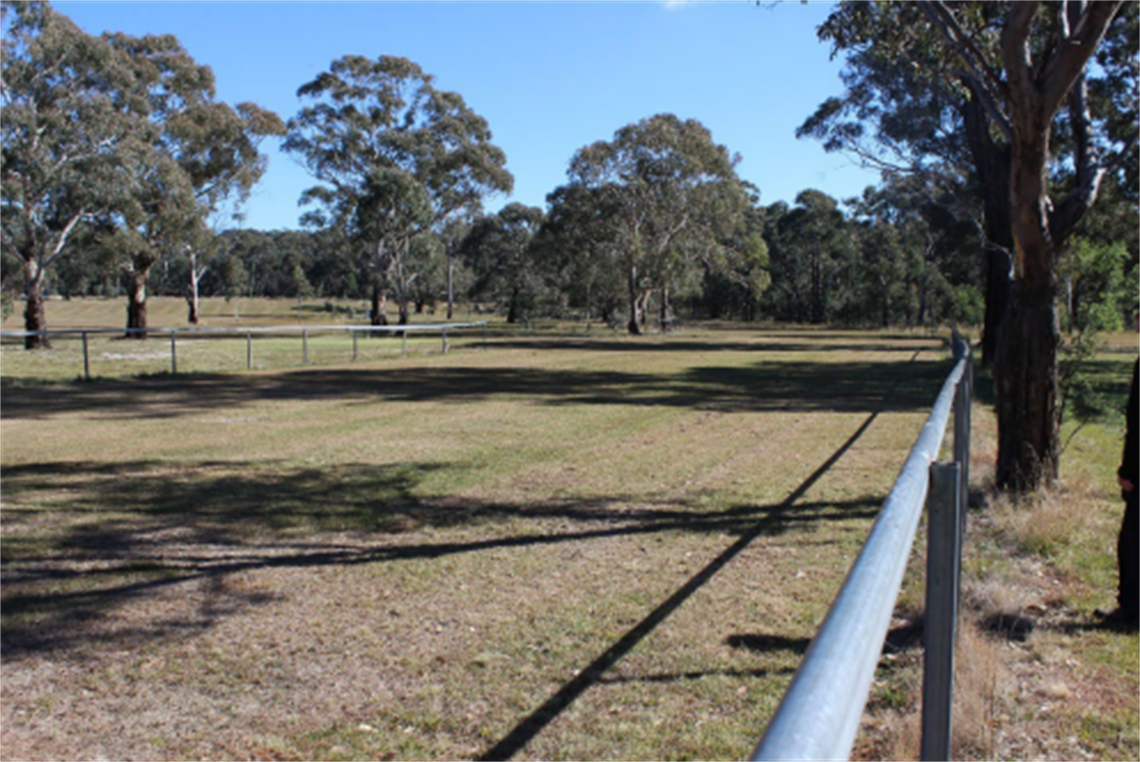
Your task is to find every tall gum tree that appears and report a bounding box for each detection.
[564,114,748,335]
[532,183,626,328]
[801,0,1135,492]
[801,2,1014,365]
[103,30,283,338]
[284,55,512,327]
[1,2,141,349]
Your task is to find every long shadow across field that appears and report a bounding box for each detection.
[1,449,880,659]
[484,333,936,356]
[0,348,945,420]
[475,407,880,760]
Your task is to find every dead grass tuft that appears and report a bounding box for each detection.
[986,485,1090,560]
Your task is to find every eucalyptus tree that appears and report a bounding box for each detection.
[1,2,141,348]
[764,190,854,324]
[459,203,545,324]
[405,232,446,315]
[100,31,283,337]
[693,183,770,322]
[563,114,748,334]
[846,175,980,328]
[284,55,512,327]
[800,0,1135,492]
[532,183,625,328]
[698,227,769,322]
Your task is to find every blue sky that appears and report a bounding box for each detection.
[55,0,883,232]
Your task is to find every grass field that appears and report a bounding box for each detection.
[1,302,1136,760]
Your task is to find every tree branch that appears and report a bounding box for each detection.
[1104,129,1140,172]
[1000,2,1040,126]
[918,1,1014,141]
[1039,0,1125,118]
[42,209,87,271]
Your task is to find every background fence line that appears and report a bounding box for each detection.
[0,322,489,380]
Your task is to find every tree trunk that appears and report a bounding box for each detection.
[126,267,150,340]
[370,281,389,327]
[995,111,1060,491]
[627,264,642,335]
[660,287,672,332]
[961,84,1014,369]
[185,254,205,325]
[370,236,393,328]
[810,258,824,324]
[506,286,520,324]
[185,288,200,325]
[995,276,1059,491]
[446,251,455,320]
[983,248,1013,364]
[22,260,51,350]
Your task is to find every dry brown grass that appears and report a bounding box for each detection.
[857,380,1139,762]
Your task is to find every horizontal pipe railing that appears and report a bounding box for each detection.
[752,336,970,761]
[0,321,489,339]
[1,321,489,379]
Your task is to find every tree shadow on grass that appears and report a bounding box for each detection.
[476,407,881,760]
[484,332,939,356]
[2,453,880,662]
[0,352,948,421]
[725,633,812,656]
[1,407,896,762]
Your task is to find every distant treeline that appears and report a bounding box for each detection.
[4,180,1135,336]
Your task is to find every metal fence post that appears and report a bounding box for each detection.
[82,331,91,382]
[303,328,309,365]
[170,331,177,374]
[954,345,971,518]
[247,330,253,370]
[922,460,961,762]
[952,343,972,630]
[442,328,449,354]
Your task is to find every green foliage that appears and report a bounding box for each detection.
[948,284,984,327]
[221,254,249,300]
[1058,237,1134,430]
[553,114,750,333]
[531,183,626,326]
[405,231,445,314]
[459,203,546,324]
[1061,237,1132,335]
[763,189,855,324]
[1,1,143,342]
[284,54,512,325]
[0,1,283,340]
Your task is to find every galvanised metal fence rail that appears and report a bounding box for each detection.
[0,321,489,380]
[752,334,973,762]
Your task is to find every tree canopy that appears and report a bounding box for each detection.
[0,1,282,344]
[284,54,512,326]
[557,113,751,334]
[801,0,1137,492]
[2,1,141,346]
